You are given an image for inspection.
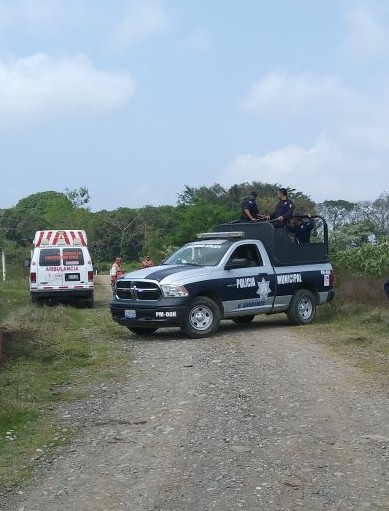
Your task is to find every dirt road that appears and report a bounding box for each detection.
[5,317,389,511]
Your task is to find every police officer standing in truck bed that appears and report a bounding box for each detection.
[266,188,295,227]
[240,191,260,222]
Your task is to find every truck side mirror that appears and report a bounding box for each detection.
[24,258,31,268]
[225,258,249,270]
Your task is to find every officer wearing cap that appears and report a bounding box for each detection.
[240,191,260,222]
[265,188,295,227]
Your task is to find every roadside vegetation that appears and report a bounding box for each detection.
[308,274,389,376]
[0,278,127,489]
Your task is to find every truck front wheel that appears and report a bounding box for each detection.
[287,289,316,325]
[181,297,221,339]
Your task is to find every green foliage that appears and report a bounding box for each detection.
[329,223,374,250]
[15,191,73,217]
[2,184,389,276]
[332,240,389,276]
[173,201,233,245]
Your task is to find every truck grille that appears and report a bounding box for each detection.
[116,280,161,301]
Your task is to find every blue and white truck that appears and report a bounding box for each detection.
[110,219,334,338]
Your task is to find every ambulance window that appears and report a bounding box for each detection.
[39,248,61,267]
[63,248,84,266]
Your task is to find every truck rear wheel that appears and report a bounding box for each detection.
[232,315,255,324]
[181,296,220,339]
[128,327,158,336]
[287,289,316,325]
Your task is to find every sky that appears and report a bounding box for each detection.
[0,0,389,210]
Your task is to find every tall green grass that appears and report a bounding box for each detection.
[0,278,127,488]
[309,274,389,374]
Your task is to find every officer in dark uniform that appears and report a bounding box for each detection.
[288,214,315,243]
[240,191,260,222]
[265,188,295,227]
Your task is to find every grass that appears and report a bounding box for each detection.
[306,274,389,376]
[0,276,128,489]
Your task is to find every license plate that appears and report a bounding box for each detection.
[125,309,136,319]
[66,273,80,281]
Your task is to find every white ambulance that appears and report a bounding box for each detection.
[30,230,94,307]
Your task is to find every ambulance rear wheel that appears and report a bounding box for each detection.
[232,315,255,324]
[287,289,316,325]
[128,327,158,336]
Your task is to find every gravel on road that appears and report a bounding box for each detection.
[4,319,389,511]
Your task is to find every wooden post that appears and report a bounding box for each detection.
[1,249,5,282]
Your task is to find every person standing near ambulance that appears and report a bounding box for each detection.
[110,257,125,290]
[140,255,155,269]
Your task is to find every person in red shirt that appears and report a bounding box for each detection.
[140,255,155,269]
[110,257,125,289]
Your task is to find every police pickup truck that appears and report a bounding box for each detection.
[110,219,334,339]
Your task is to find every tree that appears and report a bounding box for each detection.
[15,191,73,217]
[359,193,389,237]
[173,200,232,245]
[317,200,356,230]
[178,184,227,205]
[65,187,91,209]
[0,208,48,246]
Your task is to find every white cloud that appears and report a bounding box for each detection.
[232,61,389,202]
[241,71,352,118]
[223,135,378,202]
[0,53,135,123]
[342,5,389,62]
[112,1,170,47]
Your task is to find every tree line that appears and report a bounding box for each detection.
[0,183,388,275]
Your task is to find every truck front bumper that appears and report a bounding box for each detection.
[110,298,188,328]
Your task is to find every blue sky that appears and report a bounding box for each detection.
[0,0,388,210]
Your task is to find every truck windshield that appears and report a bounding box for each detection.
[163,243,228,267]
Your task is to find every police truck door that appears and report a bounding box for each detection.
[222,243,275,316]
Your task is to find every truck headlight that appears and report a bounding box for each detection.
[161,284,189,298]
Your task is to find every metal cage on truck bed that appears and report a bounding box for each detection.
[214,216,329,266]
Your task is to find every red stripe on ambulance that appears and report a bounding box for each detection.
[36,231,44,247]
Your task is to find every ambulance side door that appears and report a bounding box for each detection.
[62,247,85,286]
[37,248,63,287]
